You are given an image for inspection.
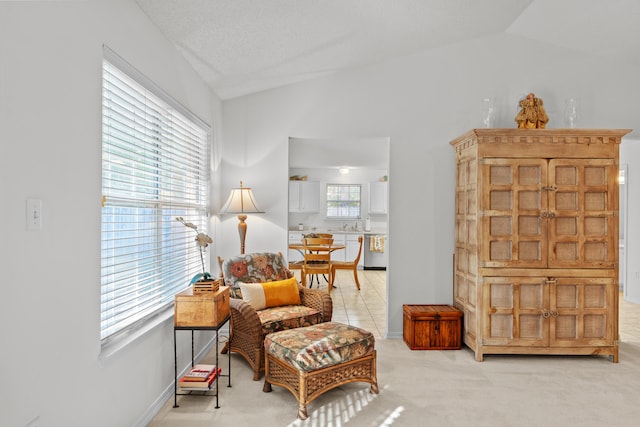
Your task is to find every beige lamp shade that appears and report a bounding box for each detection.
[220,181,263,254]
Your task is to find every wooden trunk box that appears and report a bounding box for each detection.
[403,304,463,350]
[174,286,230,328]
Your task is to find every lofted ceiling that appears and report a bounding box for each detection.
[135,0,640,100]
[288,137,389,170]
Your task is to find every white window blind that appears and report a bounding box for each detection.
[326,184,361,219]
[101,48,211,342]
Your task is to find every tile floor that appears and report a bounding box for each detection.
[313,269,387,338]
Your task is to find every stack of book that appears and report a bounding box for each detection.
[178,364,221,390]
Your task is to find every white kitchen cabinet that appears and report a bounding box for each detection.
[326,233,363,266]
[288,232,305,263]
[331,234,346,262]
[346,234,364,269]
[369,181,388,214]
[289,181,320,213]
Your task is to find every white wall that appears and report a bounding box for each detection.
[220,33,640,339]
[621,140,640,303]
[0,2,221,426]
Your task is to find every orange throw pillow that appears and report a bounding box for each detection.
[238,277,300,310]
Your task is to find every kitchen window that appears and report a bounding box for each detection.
[101,47,211,346]
[326,184,361,219]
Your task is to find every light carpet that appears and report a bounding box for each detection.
[149,312,640,426]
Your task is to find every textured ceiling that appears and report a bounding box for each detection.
[134,0,532,99]
[134,0,640,168]
[135,0,640,100]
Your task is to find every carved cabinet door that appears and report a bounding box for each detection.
[481,159,548,268]
[547,159,618,269]
[549,277,616,347]
[482,276,549,346]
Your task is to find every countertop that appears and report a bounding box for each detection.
[289,229,386,235]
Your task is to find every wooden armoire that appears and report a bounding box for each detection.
[450,128,630,362]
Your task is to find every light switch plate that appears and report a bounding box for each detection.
[26,198,42,230]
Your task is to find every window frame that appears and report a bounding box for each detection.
[100,46,212,349]
[326,183,362,219]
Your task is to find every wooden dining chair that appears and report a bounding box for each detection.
[304,237,334,245]
[288,258,303,282]
[331,235,363,290]
[288,235,333,281]
[301,237,334,292]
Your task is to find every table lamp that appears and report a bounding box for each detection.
[220,181,264,254]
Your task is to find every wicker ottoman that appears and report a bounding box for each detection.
[263,322,379,420]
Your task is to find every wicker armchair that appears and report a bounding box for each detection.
[218,252,332,381]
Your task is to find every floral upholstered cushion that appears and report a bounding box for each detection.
[264,322,375,372]
[221,252,292,298]
[258,305,322,335]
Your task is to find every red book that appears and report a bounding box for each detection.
[179,367,221,389]
[181,364,216,382]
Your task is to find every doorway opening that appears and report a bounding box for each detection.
[287,136,390,337]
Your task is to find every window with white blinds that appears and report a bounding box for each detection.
[101,48,211,342]
[326,184,361,219]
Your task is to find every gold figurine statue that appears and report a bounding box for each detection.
[515,92,549,129]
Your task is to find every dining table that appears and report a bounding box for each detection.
[287,243,346,253]
[288,243,346,287]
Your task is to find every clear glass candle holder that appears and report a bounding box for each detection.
[481,97,496,128]
[564,98,581,128]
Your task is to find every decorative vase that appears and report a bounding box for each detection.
[564,98,580,128]
[481,98,496,128]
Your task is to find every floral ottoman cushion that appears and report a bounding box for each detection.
[264,322,375,372]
